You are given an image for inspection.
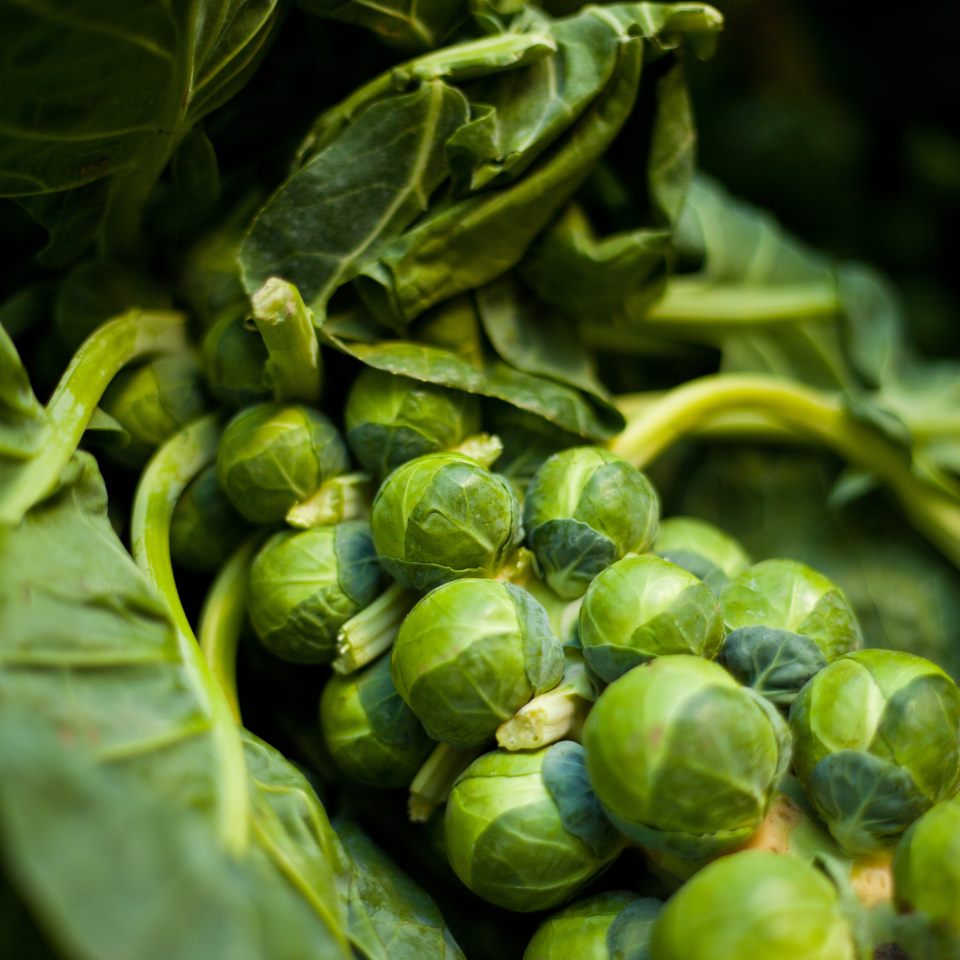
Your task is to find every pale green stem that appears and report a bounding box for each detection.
[408,743,481,823]
[287,472,373,529]
[497,649,595,751]
[452,432,504,469]
[251,278,323,404]
[131,415,250,856]
[1,309,187,523]
[198,536,264,724]
[333,582,416,675]
[610,374,960,570]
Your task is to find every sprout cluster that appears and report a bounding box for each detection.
[153,355,958,956]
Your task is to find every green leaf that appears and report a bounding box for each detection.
[0,0,281,257]
[298,0,468,51]
[322,298,622,439]
[334,816,467,960]
[355,16,648,328]
[0,323,49,461]
[0,455,353,959]
[240,81,469,316]
[542,741,622,859]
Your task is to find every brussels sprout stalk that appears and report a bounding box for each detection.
[250,278,322,404]
[286,472,374,528]
[333,582,417,675]
[450,432,503,469]
[611,374,960,571]
[130,415,250,856]
[408,743,481,824]
[1,309,188,523]
[497,649,595,751]
[198,536,263,723]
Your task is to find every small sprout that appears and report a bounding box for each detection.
[649,851,857,960]
[523,446,659,599]
[653,515,751,590]
[345,368,482,478]
[100,354,207,467]
[583,655,791,857]
[200,306,270,408]
[893,800,960,937]
[216,401,349,524]
[444,744,624,912]
[720,559,862,706]
[371,451,523,593]
[391,579,564,748]
[523,891,662,960]
[789,649,960,854]
[579,555,724,684]
[247,521,381,664]
[320,654,434,788]
[170,466,252,572]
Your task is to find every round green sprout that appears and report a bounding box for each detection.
[789,649,960,854]
[523,891,662,960]
[371,452,523,593]
[170,466,252,572]
[320,654,434,787]
[649,851,856,960]
[391,579,564,748]
[523,447,659,599]
[100,354,207,467]
[653,516,751,590]
[345,368,481,478]
[579,556,724,684]
[894,800,960,937]
[583,655,791,857]
[200,307,270,408]
[247,521,381,663]
[444,743,624,912]
[216,402,349,524]
[720,559,862,706]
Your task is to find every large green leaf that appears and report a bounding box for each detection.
[0,0,280,257]
[0,454,353,960]
[334,817,466,960]
[240,81,469,314]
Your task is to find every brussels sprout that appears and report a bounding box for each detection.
[523,891,662,960]
[100,354,207,467]
[894,800,960,939]
[653,516,751,590]
[649,851,857,960]
[217,402,349,524]
[523,447,659,599]
[345,368,482,478]
[247,521,381,663]
[391,579,564,748]
[719,559,861,705]
[579,556,724,684]
[583,656,791,857]
[789,649,960,854]
[320,654,434,787]
[200,306,270,408]
[444,744,624,911]
[371,452,523,593]
[170,466,253,572]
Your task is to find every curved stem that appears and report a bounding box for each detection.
[1,309,187,523]
[611,375,960,570]
[131,415,250,856]
[198,536,264,724]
